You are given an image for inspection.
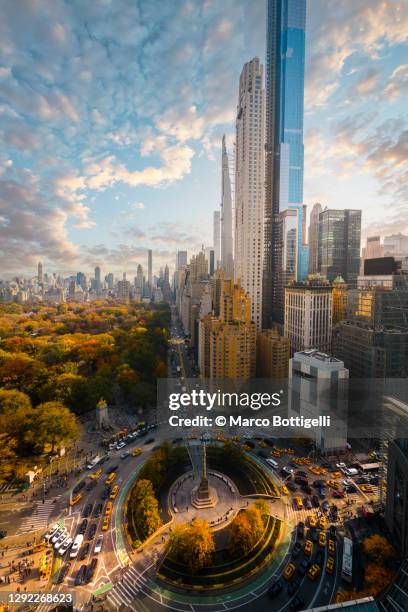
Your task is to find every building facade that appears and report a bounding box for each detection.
[235,57,265,330]
[318,209,361,288]
[257,329,290,378]
[332,276,348,325]
[220,136,234,279]
[284,276,333,354]
[308,203,322,274]
[213,211,221,270]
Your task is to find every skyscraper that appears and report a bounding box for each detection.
[147,249,153,291]
[308,202,322,274]
[263,0,307,327]
[176,251,187,270]
[220,136,234,278]
[213,211,221,270]
[235,57,265,330]
[318,209,362,287]
[37,262,43,285]
[94,266,101,293]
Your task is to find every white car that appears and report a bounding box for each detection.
[44,524,60,542]
[51,528,65,544]
[336,462,347,470]
[58,537,73,555]
[343,478,354,486]
[54,532,69,550]
[70,534,84,559]
[94,535,103,554]
[116,441,125,450]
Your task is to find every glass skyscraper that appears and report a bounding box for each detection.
[263,0,307,326]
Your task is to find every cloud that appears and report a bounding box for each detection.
[383,64,408,100]
[130,202,145,210]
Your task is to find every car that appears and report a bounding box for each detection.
[326,480,339,490]
[116,441,126,450]
[283,562,296,581]
[318,531,326,547]
[70,534,84,558]
[79,542,90,560]
[105,501,113,516]
[308,514,317,528]
[336,462,347,470]
[296,470,307,477]
[304,539,313,556]
[268,578,283,598]
[44,524,60,542]
[87,523,97,539]
[295,476,307,485]
[93,503,103,518]
[329,525,337,538]
[110,484,120,500]
[292,542,302,558]
[287,575,301,596]
[58,537,73,555]
[89,468,102,480]
[369,476,379,485]
[318,488,327,499]
[105,472,116,486]
[326,556,335,575]
[294,497,303,510]
[332,491,345,498]
[287,481,298,492]
[57,563,70,584]
[132,447,142,457]
[54,532,69,550]
[312,495,320,508]
[297,522,305,539]
[101,486,111,500]
[360,484,374,493]
[356,477,368,485]
[313,479,326,488]
[94,535,103,554]
[72,480,86,495]
[144,437,155,445]
[321,500,330,513]
[345,484,357,493]
[120,451,130,460]
[78,519,88,535]
[281,484,289,495]
[75,564,87,586]
[310,528,318,542]
[85,479,97,492]
[307,563,321,581]
[106,465,118,474]
[102,516,110,531]
[330,506,338,521]
[297,558,309,576]
[319,515,328,529]
[82,503,93,518]
[85,558,98,583]
[302,485,313,495]
[328,538,336,555]
[290,595,306,612]
[70,493,82,507]
[331,471,342,479]
[51,527,65,544]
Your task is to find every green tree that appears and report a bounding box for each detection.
[0,432,18,484]
[130,479,162,540]
[0,389,32,413]
[27,402,79,453]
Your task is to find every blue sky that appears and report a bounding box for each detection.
[0,0,407,277]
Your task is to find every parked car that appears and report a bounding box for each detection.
[75,564,87,586]
[58,537,73,555]
[83,504,93,518]
[79,542,90,560]
[85,558,98,583]
[70,535,84,558]
[88,523,97,539]
[57,563,70,584]
[94,535,103,554]
[78,519,88,535]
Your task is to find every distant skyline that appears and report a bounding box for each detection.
[0,0,407,276]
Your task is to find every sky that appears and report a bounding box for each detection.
[0,0,407,278]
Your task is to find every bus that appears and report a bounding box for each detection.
[266,458,279,469]
[341,537,353,583]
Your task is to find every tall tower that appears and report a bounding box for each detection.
[37,262,43,285]
[263,0,307,327]
[94,266,101,292]
[220,136,234,279]
[213,211,221,270]
[308,203,322,274]
[235,57,265,330]
[147,249,153,291]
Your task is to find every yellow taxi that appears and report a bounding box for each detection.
[319,516,327,530]
[328,539,336,555]
[304,539,313,556]
[131,447,142,457]
[326,480,339,490]
[105,472,116,486]
[309,466,321,475]
[90,468,102,480]
[259,440,268,448]
[272,449,281,457]
[308,514,317,529]
[331,471,342,479]
[110,484,120,500]
[326,556,335,575]
[285,448,295,454]
[281,484,289,496]
[105,501,113,516]
[283,563,296,581]
[318,531,327,547]
[360,484,373,493]
[308,563,321,581]
[70,493,81,507]
[294,497,303,510]
[102,515,110,531]
[302,457,311,465]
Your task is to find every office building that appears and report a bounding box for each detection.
[220,136,234,278]
[176,251,187,270]
[275,208,298,323]
[332,276,348,325]
[289,349,349,454]
[76,272,87,291]
[37,262,43,285]
[117,279,131,303]
[263,0,307,327]
[94,266,101,293]
[257,329,290,378]
[284,276,333,354]
[135,265,143,291]
[235,57,265,330]
[204,247,215,276]
[384,233,408,258]
[147,249,153,292]
[385,436,408,556]
[308,203,322,274]
[360,235,384,274]
[318,209,361,287]
[213,211,221,270]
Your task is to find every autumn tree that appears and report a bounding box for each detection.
[26,402,79,454]
[130,479,162,540]
[0,433,18,484]
[228,504,265,556]
[166,519,215,573]
[362,535,396,564]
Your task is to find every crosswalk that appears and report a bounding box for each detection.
[106,565,150,610]
[17,496,61,534]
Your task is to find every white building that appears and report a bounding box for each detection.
[284,276,333,354]
[289,349,349,454]
[234,57,265,330]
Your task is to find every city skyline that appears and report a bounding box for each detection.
[1,0,407,277]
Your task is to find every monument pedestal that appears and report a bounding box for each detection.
[191,477,217,509]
